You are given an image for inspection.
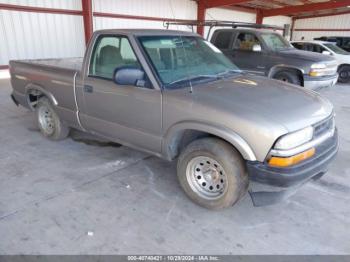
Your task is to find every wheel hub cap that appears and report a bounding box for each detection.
[38,105,55,135]
[186,156,227,200]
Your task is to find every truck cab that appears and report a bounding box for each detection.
[211,28,339,90]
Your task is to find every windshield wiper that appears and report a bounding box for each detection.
[216,69,241,78]
[165,74,219,88]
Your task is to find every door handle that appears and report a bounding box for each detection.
[83,85,93,93]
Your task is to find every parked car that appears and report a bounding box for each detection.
[291,40,350,83]
[210,29,339,90]
[314,36,350,52]
[10,29,338,209]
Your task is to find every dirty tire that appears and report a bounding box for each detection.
[338,65,350,83]
[35,97,70,140]
[177,138,248,210]
[273,70,302,86]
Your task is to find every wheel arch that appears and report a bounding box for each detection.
[162,121,257,162]
[268,65,304,84]
[338,63,350,70]
[24,83,58,111]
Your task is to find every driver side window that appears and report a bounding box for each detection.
[234,33,260,51]
[89,35,140,79]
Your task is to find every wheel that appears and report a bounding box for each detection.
[338,65,350,83]
[177,138,248,210]
[35,97,70,140]
[273,70,302,86]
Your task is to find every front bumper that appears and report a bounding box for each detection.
[247,131,338,206]
[303,74,338,90]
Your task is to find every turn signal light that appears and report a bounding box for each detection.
[268,148,315,167]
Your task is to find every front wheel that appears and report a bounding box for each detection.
[35,97,70,140]
[338,65,350,83]
[177,138,248,210]
[273,70,302,86]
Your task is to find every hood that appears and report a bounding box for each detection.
[189,75,333,132]
[278,48,336,63]
[336,53,350,64]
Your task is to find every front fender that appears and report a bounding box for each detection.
[163,120,257,161]
[268,64,305,78]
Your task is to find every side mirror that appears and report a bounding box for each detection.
[114,67,146,87]
[322,50,332,56]
[252,44,262,52]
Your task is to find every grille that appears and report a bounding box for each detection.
[324,61,338,76]
[313,116,335,139]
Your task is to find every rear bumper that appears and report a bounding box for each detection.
[303,74,338,90]
[11,90,29,109]
[247,131,338,206]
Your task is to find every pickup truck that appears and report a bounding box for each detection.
[210,28,339,90]
[10,29,338,209]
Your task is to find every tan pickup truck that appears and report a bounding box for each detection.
[10,29,338,209]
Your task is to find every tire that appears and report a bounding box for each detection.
[177,138,248,210]
[338,65,350,83]
[35,97,70,140]
[273,70,302,86]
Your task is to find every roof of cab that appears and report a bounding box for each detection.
[93,29,200,37]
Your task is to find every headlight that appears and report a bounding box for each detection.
[311,63,326,69]
[309,63,328,77]
[274,126,313,150]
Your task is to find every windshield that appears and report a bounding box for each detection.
[260,33,291,51]
[138,35,240,89]
[324,43,349,55]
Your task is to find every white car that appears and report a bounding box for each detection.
[291,40,350,83]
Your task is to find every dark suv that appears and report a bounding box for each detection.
[210,29,338,90]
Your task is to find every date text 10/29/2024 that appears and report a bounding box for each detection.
[127,256,220,261]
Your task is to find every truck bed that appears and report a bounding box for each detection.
[15,57,83,71]
[10,57,83,130]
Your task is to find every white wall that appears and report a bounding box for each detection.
[93,0,197,32]
[0,0,296,66]
[293,13,350,41]
[263,15,291,28]
[0,0,85,65]
[203,8,256,39]
[0,0,82,10]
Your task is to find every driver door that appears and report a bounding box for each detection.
[80,34,162,154]
[231,32,267,76]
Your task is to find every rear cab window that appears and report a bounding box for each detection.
[89,35,140,80]
[212,31,234,49]
[292,42,305,50]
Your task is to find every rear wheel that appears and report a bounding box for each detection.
[35,97,70,140]
[273,70,302,86]
[338,65,350,83]
[177,138,248,210]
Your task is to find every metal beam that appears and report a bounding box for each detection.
[0,3,82,15]
[263,0,350,17]
[256,9,263,24]
[294,28,350,32]
[204,0,252,9]
[81,0,93,45]
[197,0,206,36]
[295,9,350,20]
